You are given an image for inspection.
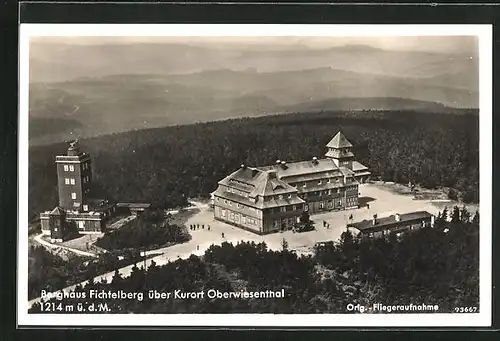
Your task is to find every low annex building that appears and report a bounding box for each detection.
[213,131,371,234]
[40,140,116,242]
[347,211,435,238]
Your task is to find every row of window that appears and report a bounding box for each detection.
[299,186,358,198]
[268,193,293,201]
[272,205,298,213]
[64,176,90,185]
[304,198,351,211]
[216,198,257,212]
[346,197,357,205]
[62,163,89,172]
[226,187,247,197]
[220,209,258,226]
[291,177,342,188]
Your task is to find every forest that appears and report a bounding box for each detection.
[28,109,479,220]
[29,206,479,314]
[95,210,191,251]
[28,245,148,300]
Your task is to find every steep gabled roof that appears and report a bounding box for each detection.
[326,131,353,149]
[218,166,296,198]
[250,170,297,197]
[348,211,434,232]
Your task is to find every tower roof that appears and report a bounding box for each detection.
[50,206,65,216]
[326,131,353,149]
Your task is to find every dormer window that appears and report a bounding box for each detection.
[318,180,322,185]
[327,179,331,183]
[287,194,292,199]
[303,183,307,188]
[278,195,283,200]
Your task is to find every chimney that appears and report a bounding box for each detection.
[241,164,246,169]
[276,159,281,165]
[372,214,377,225]
[312,156,319,165]
[280,161,288,169]
[395,213,401,222]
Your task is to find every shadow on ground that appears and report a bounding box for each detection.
[358,196,376,208]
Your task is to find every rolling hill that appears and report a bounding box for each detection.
[28,67,478,145]
[28,42,479,145]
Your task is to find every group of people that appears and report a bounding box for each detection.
[321,214,354,230]
[189,224,210,231]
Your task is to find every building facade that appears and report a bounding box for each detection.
[40,140,115,241]
[213,131,370,234]
[347,211,435,238]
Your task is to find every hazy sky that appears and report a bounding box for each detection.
[32,36,478,54]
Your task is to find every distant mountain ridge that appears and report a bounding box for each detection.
[29,42,478,84]
[28,42,479,145]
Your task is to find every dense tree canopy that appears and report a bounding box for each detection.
[29,207,479,314]
[28,245,148,300]
[28,110,479,220]
[95,210,191,251]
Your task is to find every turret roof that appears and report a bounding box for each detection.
[326,131,353,149]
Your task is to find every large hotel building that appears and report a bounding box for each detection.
[213,132,371,234]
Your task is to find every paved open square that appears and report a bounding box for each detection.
[153,183,477,260]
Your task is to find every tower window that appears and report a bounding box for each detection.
[83,205,88,211]
[65,178,70,185]
[64,165,69,171]
[69,165,74,172]
[70,178,75,185]
[71,193,77,199]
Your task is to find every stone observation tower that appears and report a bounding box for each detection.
[40,140,115,242]
[55,139,93,212]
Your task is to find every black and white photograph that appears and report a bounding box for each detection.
[18,24,492,327]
